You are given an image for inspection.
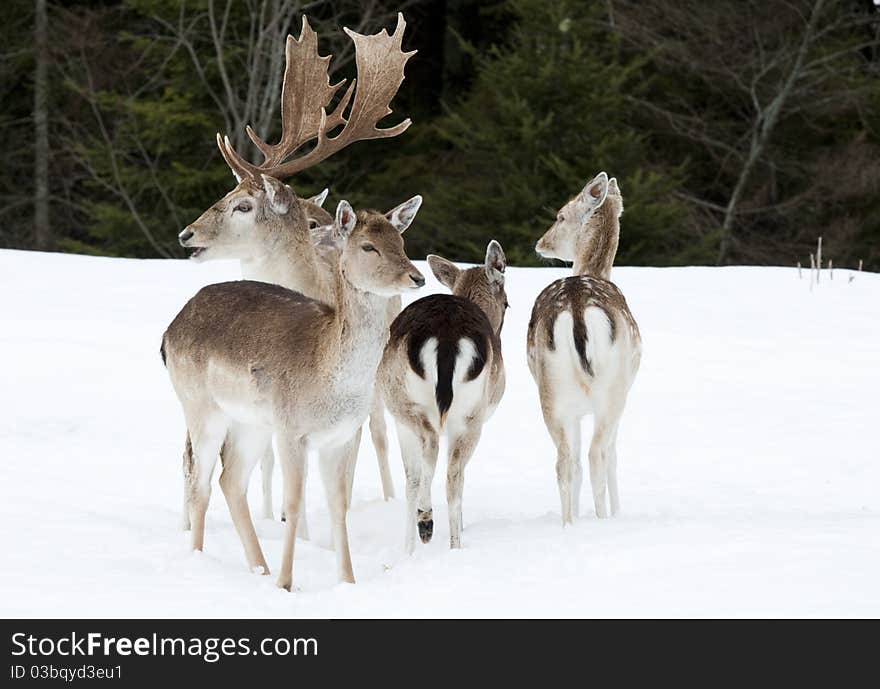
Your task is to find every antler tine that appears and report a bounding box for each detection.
[216,132,255,183]
[246,17,348,167]
[217,13,415,182]
[259,12,416,179]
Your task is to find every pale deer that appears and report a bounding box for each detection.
[177,188,331,529]
[527,172,641,524]
[379,241,508,552]
[163,198,424,589]
[178,184,405,524]
[162,14,421,588]
[173,14,416,533]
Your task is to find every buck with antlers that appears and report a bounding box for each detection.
[379,241,508,552]
[175,16,414,534]
[178,187,331,532]
[163,14,422,588]
[527,172,641,525]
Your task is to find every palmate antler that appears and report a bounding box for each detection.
[217,13,416,182]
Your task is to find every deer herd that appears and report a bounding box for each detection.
[161,14,642,591]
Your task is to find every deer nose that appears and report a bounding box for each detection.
[410,273,425,288]
[178,229,194,245]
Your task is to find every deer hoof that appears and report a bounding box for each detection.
[417,509,433,543]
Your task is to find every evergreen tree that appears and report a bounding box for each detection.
[366,0,691,266]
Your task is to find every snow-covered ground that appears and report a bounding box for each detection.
[1,248,877,618]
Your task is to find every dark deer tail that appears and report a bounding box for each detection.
[435,338,459,420]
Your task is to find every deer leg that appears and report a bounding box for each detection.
[416,428,439,545]
[607,434,620,517]
[219,425,270,574]
[343,426,363,509]
[268,445,310,539]
[369,392,395,500]
[276,432,307,591]
[588,423,610,519]
[602,395,626,517]
[543,410,578,526]
[447,424,481,549]
[288,457,310,542]
[395,421,422,555]
[186,414,226,552]
[570,420,583,520]
[260,443,274,521]
[181,431,192,531]
[319,441,356,584]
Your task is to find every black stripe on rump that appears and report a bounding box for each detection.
[392,294,492,418]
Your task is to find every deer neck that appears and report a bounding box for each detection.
[240,221,333,303]
[323,263,391,385]
[572,202,620,280]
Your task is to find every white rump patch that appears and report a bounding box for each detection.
[405,336,488,433]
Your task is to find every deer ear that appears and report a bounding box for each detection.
[427,254,459,290]
[334,200,357,240]
[484,239,506,287]
[608,177,623,215]
[386,195,423,233]
[307,188,329,208]
[578,171,609,209]
[261,175,293,215]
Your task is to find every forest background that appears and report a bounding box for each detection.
[3,0,879,268]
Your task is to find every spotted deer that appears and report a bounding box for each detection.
[379,241,507,552]
[173,14,416,533]
[527,172,641,525]
[162,15,422,588]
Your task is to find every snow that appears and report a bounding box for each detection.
[1,248,878,618]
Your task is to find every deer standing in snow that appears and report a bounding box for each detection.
[527,172,641,524]
[175,15,415,532]
[164,199,424,589]
[379,241,508,552]
[163,15,423,588]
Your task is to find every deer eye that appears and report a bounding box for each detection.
[308,219,319,229]
[361,244,378,254]
[234,201,252,213]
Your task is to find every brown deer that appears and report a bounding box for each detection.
[174,15,416,534]
[379,241,508,552]
[527,172,641,525]
[163,14,422,589]
[178,187,330,529]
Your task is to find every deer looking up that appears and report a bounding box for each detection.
[527,172,641,525]
[175,15,416,530]
[163,14,422,588]
[379,241,508,552]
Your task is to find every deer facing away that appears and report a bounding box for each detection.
[527,172,641,524]
[162,14,421,588]
[379,241,508,552]
[172,14,416,536]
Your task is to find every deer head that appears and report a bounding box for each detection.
[535,172,623,272]
[179,14,415,261]
[178,177,330,262]
[427,240,509,333]
[331,196,425,296]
